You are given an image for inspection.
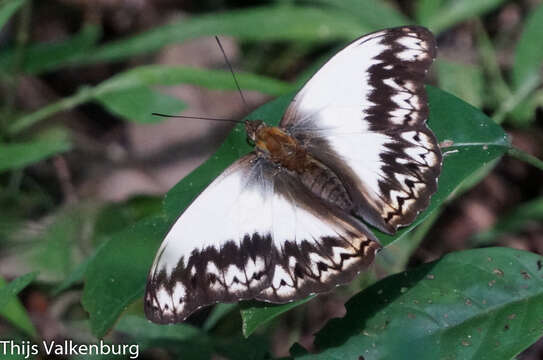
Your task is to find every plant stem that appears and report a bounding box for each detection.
[492,76,539,124]
[7,86,95,135]
[475,20,511,106]
[2,0,31,134]
[507,147,543,172]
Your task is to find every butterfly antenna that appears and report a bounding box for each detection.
[152,113,242,124]
[215,36,250,112]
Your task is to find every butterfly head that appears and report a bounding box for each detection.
[245,120,265,145]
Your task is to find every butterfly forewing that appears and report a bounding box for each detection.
[145,155,380,323]
[281,26,441,234]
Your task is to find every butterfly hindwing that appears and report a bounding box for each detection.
[281,26,441,234]
[145,154,381,323]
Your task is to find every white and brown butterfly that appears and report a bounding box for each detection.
[145,26,442,323]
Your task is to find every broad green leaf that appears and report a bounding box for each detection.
[0,0,26,30]
[0,276,38,338]
[436,60,484,108]
[81,215,169,338]
[0,272,37,309]
[82,86,508,338]
[471,197,543,245]
[421,0,508,33]
[512,4,543,90]
[240,296,315,338]
[91,196,163,246]
[0,134,71,172]
[299,248,543,360]
[96,87,186,123]
[313,0,409,29]
[0,24,101,74]
[235,87,509,333]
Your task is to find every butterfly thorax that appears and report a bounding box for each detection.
[252,123,307,172]
[247,120,353,210]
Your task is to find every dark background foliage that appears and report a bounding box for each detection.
[1,0,543,359]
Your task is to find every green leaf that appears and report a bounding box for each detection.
[96,87,186,123]
[82,86,509,338]
[24,207,83,282]
[8,66,292,134]
[91,196,163,246]
[0,272,37,309]
[415,0,445,25]
[0,0,26,30]
[436,60,484,108]
[81,215,169,338]
[51,198,162,295]
[0,276,38,338]
[313,0,409,29]
[0,5,366,74]
[203,303,238,332]
[421,0,508,33]
[51,254,93,295]
[240,296,315,338]
[512,4,543,91]
[299,248,543,360]
[0,24,101,74]
[471,197,543,245]
[0,134,71,172]
[115,314,203,342]
[95,66,293,96]
[115,315,268,360]
[378,210,441,276]
[70,6,366,66]
[49,198,161,296]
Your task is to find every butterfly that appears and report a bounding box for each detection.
[145,26,442,323]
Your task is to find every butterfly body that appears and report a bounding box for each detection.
[249,120,354,213]
[145,26,442,324]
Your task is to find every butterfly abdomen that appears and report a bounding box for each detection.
[299,157,352,210]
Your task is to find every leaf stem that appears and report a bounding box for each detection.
[507,147,543,171]
[7,86,95,135]
[492,76,539,124]
[475,20,512,105]
[2,0,31,133]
